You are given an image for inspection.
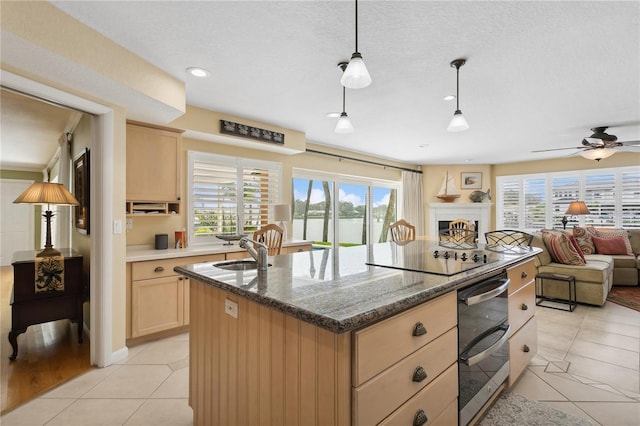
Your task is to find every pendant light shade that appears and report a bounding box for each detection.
[447,58,469,132]
[335,62,355,133]
[335,112,355,133]
[342,0,372,89]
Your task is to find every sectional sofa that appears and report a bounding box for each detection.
[530,228,640,306]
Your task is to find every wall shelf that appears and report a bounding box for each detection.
[126,201,180,216]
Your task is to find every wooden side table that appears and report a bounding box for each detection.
[535,272,577,312]
[8,249,84,360]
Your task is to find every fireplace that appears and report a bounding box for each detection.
[429,203,492,244]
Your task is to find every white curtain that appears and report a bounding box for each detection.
[402,171,425,237]
[55,133,72,249]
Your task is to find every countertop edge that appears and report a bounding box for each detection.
[174,252,538,334]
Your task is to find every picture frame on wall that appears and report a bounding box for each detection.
[461,172,482,189]
[73,148,90,234]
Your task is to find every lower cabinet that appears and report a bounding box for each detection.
[127,254,224,340]
[352,292,458,425]
[507,259,537,386]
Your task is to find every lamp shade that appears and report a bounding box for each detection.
[13,182,79,206]
[447,110,469,132]
[580,148,616,161]
[335,112,355,133]
[273,204,291,222]
[565,201,590,215]
[340,53,372,89]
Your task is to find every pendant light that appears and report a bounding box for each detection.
[447,58,469,132]
[341,0,372,89]
[335,62,355,133]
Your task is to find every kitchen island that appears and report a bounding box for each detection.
[175,242,540,426]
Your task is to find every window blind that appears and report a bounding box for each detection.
[189,152,281,244]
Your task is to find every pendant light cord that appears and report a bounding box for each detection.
[342,86,346,113]
[354,0,359,52]
[456,65,460,110]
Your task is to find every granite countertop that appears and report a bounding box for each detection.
[126,239,312,262]
[174,242,541,334]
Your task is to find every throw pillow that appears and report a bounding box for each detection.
[541,230,586,265]
[592,236,629,255]
[573,226,596,255]
[568,235,586,263]
[593,229,633,256]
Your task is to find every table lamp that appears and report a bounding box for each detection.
[562,201,591,230]
[14,182,79,257]
[273,204,291,242]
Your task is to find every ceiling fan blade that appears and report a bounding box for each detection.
[618,140,640,146]
[532,147,584,153]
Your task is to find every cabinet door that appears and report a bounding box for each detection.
[131,276,184,338]
[126,123,181,201]
[183,278,190,326]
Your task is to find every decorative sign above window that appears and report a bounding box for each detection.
[220,120,285,145]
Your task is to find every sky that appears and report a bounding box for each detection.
[292,179,391,207]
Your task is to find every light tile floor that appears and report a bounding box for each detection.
[1,301,638,425]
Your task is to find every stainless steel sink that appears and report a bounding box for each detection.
[213,260,271,271]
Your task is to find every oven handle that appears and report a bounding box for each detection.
[460,323,511,366]
[462,278,510,306]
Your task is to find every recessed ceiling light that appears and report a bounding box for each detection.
[186,67,211,78]
[326,112,341,118]
[419,144,429,148]
[464,159,472,163]
[443,95,456,101]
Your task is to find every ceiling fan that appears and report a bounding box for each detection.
[532,126,640,161]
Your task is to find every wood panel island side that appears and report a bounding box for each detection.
[175,243,540,426]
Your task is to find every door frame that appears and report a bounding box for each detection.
[2,70,114,367]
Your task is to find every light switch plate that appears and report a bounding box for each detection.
[113,219,122,234]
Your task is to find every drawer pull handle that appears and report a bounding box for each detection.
[521,271,528,279]
[523,344,530,353]
[521,303,528,311]
[154,266,165,272]
[413,409,428,426]
[412,366,427,383]
[412,322,427,337]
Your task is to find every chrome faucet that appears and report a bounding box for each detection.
[239,237,269,271]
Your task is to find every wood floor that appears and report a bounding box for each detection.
[0,266,92,415]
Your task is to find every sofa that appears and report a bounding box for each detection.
[531,228,640,306]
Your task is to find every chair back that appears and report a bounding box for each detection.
[390,219,416,242]
[448,219,476,243]
[485,229,533,247]
[253,224,283,255]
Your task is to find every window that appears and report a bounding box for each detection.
[496,166,640,230]
[292,171,399,247]
[188,152,281,245]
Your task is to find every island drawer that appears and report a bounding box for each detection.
[507,259,535,294]
[377,363,458,426]
[353,291,456,386]
[353,328,457,426]
[509,316,537,385]
[508,281,535,333]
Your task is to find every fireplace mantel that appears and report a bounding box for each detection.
[429,202,493,243]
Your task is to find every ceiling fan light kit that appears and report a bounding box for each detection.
[341,0,372,89]
[447,58,469,132]
[580,147,616,161]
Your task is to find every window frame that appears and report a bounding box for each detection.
[496,166,640,231]
[291,168,401,248]
[187,151,283,246]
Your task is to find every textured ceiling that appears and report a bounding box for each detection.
[4,1,640,168]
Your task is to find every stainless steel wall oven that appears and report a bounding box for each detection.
[458,271,511,425]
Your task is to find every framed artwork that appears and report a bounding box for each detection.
[461,172,482,189]
[73,148,90,234]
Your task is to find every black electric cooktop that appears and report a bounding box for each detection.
[366,243,502,277]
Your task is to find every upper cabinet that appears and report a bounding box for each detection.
[126,121,183,215]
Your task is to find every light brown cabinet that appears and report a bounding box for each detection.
[126,254,225,341]
[126,121,183,215]
[353,291,458,425]
[507,258,537,385]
